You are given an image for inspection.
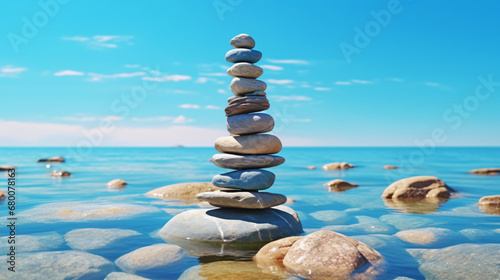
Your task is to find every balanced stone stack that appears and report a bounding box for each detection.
[197,34,287,209]
[159,34,302,257]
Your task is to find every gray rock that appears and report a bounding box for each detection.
[227,113,274,135]
[115,244,184,274]
[459,228,499,242]
[230,33,255,49]
[230,77,267,96]
[65,228,141,251]
[395,227,461,245]
[160,205,302,254]
[227,62,263,78]
[196,190,287,209]
[408,244,500,280]
[0,251,114,280]
[215,134,282,155]
[0,232,64,254]
[225,95,270,116]
[105,272,151,280]
[310,210,351,224]
[212,169,275,190]
[211,153,285,169]
[225,48,262,63]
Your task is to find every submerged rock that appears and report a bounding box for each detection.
[115,244,184,275]
[323,179,358,192]
[253,236,302,274]
[408,244,500,280]
[0,232,64,254]
[179,261,297,280]
[309,210,351,224]
[469,168,500,175]
[282,230,384,280]
[0,251,114,280]
[107,179,127,188]
[459,228,499,242]
[395,227,461,245]
[159,205,303,257]
[379,214,438,230]
[323,216,395,234]
[105,272,151,280]
[478,195,500,215]
[37,156,65,162]
[145,182,229,201]
[322,162,355,170]
[383,165,399,169]
[49,170,71,177]
[65,228,141,251]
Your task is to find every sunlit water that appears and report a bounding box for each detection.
[0,147,499,279]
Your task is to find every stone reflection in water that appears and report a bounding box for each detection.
[178,261,298,280]
[383,198,448,214]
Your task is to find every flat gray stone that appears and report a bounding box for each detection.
[230,77,267,96]
[65,228,141,251]
[215,134,282,155]
[0,251,114,280]
[225,48,262,63]
[227,113,274,135]
[115,244,184,274]
[310,210,351,224]
[0,232,64,254]
[230,33,255,49]
[212,169,275,190]
[227,62,263,78]
[211,153,285,170]
[225,95,270,116]
[159,205,303,256]
[196,190,287,209]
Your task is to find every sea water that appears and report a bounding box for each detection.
[0,147,499,279]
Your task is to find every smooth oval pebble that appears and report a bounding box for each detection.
[230,77,267,96]
[212,169,275,190]
[227,63,263,78]
[196,191,287,209]
[211,154,285,170]
[225,95,270,117]
[230,34,255,49]
[227,113,274,135]
[215,134,282,155]
[225,49,262,64]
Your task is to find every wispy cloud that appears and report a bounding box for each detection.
[267,79,294,85]
[267,59,308,65]
[205,105,220,110]
[334,79,373,85]
[272,95,312,102]
[143,74,191,82]
[200,72,226,77]
[388,77,403,82]
[172,115,193,124]
[62,35,134,49]
[195,77,223,84]
[335,81,351,85]
[125,64,140,68]
[352,79,373,84]
[217,89,227,94]
[131,115,193,124]
[0,65,27,77]
[179,104,200,109]
[54,70,85,76]
[88,72,146,82]
[314,87,331,91]
[55,115,123,122]
[424,82,440,87]
[287,118,312,123]
[260,65,283,71]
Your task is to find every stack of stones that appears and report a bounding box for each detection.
[196,34,287,209]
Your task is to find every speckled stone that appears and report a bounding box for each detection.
[225,95,270,116]
[227,62,263,78]
[214,134,282,155]
[230,34,255,49]
[227,113,274,135]
[211,153,285,170]
[212,169,275,190]
[196,191,287,209]
[230,77,267,96]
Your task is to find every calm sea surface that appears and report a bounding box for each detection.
[1,147,499,279]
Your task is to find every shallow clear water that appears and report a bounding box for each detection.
[1,147,499,279]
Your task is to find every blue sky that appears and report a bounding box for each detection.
[1,0,499,146]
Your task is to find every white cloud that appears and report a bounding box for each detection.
[131,115,193,124]
[314,87,331,91]
[0,65,27,77]
[287,118,312,123]
[267,79,294,85]
[54,70,85,76]
[62,35,134,49]
[88,72,145,81]
[61,36,89,42]
[388,77,403,82]
[272,95,312,102]
[200,72,226,76]
[179,104,200,109]
[424,82,440,87]
[55,115,123,122]
[217,89,227,94]
[260,65,283,71]
[172,115,193,124]
[143,74,191,82]
[267,59,308,65]
[125,64,140,68]
[205,105,220,110]
[195,77,209,83]
[352,79,373,84]
[334,81,351,85]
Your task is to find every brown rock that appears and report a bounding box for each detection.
[478,195,500,215]
[322,162,355,170]
[107,179,127,188]
[307,166,316,170]
[0,190,6,200]
[282,230,383,280]
[225,95,270,117]
[324,179,358,192]
[215,134,282,155]
[470,168,500,176]
[384,165,399,169]
[50,170,71,177]
[38,156,65,162]
[0,165,15,171]
[253,236,303,274]
[145,182,229,200]
[178,261,289,280]
[381,176,455,200]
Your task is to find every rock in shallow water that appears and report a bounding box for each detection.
[225,95,270,116]
[478,195,500,215]
[0,232,64,254]
[196,190,286,209]
[225,48,262,63]
[211,153,285,169]
[115,244,184,275]
[227,62,263,78]
[212,169,275,190]
[65,228,141,251]
[159,205,303,256]
[49,170,71,177]
[469,168,500,175]
[37,156,65,162]
[230,33,255,49]
[408,244,500,280]
[323,179,358,192]
[230,77,267,96]
[215,134,282,155]
[227,113,274,135]
[382,176,456,200]
[395,227,461,245]
[253,236,303,274]
[107,178,127,188]
[0,165,15,171]
[0,251,114,280]
[322,162,355,170]
[105,272,151,280]
[145,182,229,200]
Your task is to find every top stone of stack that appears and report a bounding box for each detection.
[230,34,255,49]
